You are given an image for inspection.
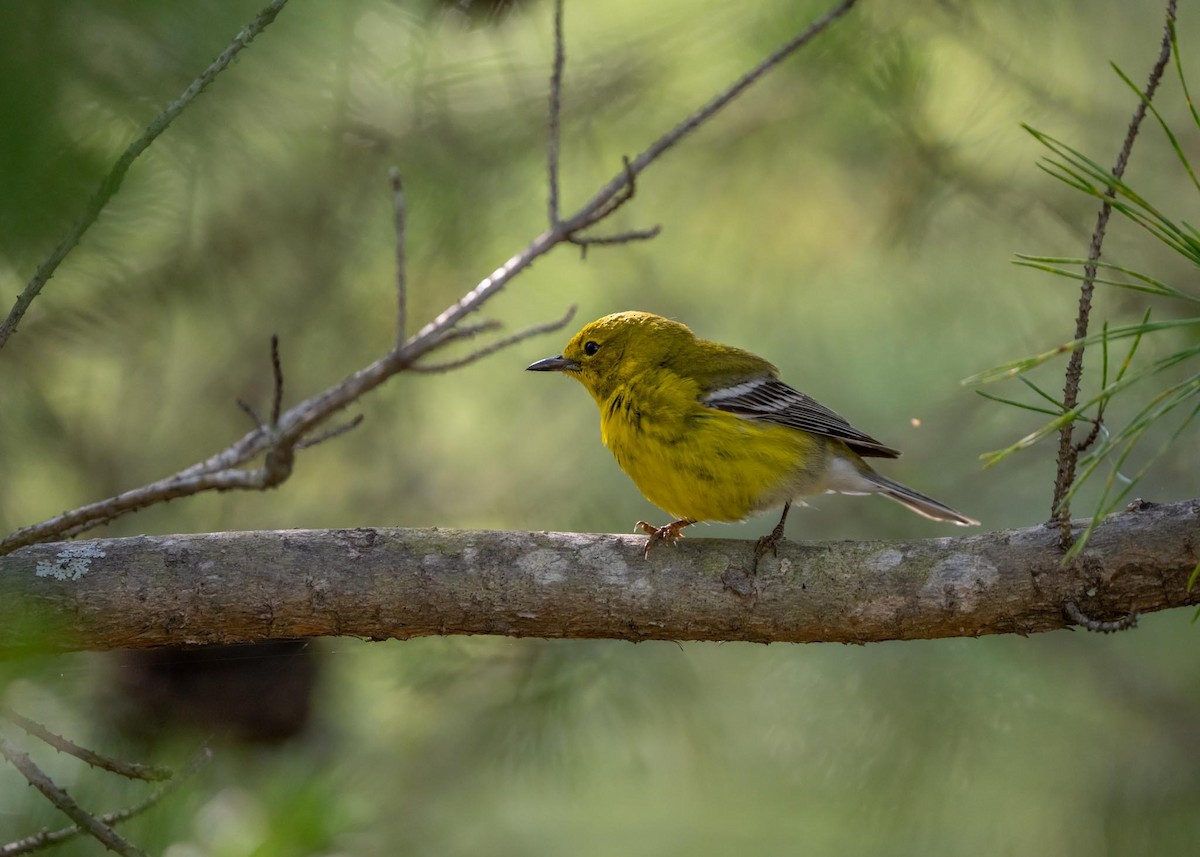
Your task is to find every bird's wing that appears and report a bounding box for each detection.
[702,375,901,458]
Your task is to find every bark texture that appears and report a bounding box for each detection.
[2,499,1197,653]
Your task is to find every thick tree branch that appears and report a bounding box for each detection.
[1,500,1196,653]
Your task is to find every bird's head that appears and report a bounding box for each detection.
[527,311,692,404]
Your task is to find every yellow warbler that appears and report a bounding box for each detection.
[528,311,978,557]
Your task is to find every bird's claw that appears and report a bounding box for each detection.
[753,502,791,561]
[635,520,690,559]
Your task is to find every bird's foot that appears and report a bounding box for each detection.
[754,528,786,560]
[635,519,694,559]
[748,502,792,578]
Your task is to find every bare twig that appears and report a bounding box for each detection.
[434,319,505,345]
[269,335,284,427]
[1051,0,1176,547]
[410,305,577,373]
[0,746,212,857]
[295,414,365,450]
[391,168,408,346]
[547,0,565,226]
[1064,600,1140,633]
[0,0,859,555]
[0,0,291,351]
[570,226,663,254]
[236,399,266,431]
[0,735,148,857]
[0,709,172,781]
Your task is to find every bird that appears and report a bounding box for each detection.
[527,311,979,558]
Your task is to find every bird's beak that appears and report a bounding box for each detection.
[526,354,580,373]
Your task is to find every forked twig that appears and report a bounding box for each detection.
[0,735,148,857]
[568,157,663,250]
[1,746,212,857]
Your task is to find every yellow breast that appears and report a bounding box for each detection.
[598,372,828,522]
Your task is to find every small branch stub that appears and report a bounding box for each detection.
[1064,600,1140,633]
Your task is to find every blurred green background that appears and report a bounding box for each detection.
[2,0,1199,854]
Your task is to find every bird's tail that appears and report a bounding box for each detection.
[863,471,979,527]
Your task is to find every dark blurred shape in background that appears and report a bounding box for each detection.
[110,642,318,745]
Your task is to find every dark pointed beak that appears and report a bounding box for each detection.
[526,354,580,373]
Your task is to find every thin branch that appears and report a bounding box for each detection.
[0,467,288,551]
[0,747,212,857]
[547,0,565,226]
[390,168,408,346]
[0,0,291,351]
[1072,417,1104,453]
[1051,0,1176,547]
[410,305,577,373]
[0,735,148,857]
[0,709,172,781]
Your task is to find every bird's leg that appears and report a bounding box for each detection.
[754,502,791,559]
[635,518,696,559]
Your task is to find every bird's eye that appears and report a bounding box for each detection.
[583,341,600,356]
